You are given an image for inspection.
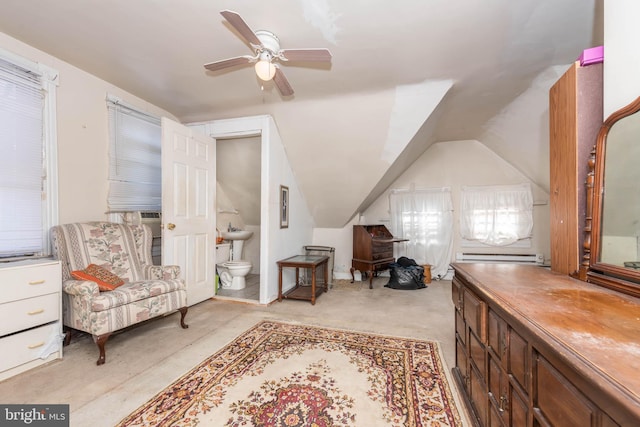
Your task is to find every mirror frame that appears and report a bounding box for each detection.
[585,96,640,297]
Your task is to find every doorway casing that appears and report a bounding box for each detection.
[189,114,315,304]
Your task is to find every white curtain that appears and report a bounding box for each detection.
[390,187,453,279]
[460,183,533,246]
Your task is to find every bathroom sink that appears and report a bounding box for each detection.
[221,230,253,241]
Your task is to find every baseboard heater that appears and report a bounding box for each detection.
[455,252,544,265]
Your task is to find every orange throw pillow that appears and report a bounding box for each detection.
[71,264,124,291]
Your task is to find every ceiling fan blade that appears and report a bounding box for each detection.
[273,66,294,96]
[220,10,262,47]
[280,48,332,62]
[204,56,253,72]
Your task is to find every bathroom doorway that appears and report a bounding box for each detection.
[215,135,261,302]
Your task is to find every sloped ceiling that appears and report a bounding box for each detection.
[0,0,602,227]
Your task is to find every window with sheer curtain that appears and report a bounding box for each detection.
[460,183,533,246]
[0,51,58,259]
[107,96,162,212]
[389,187,453,279]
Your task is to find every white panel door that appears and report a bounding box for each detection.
[161,117,216,306]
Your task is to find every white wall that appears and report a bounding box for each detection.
[479,64,570,193]
[311,219,359,280]
[315,140,551,279]
[0,31,177,224]
[604,0,640,117]
[265,116,315,300]
[195,116,315,304]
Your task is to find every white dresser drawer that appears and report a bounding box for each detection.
[0,293,59,336]
[0,260,60,304]
[0,322,61,373]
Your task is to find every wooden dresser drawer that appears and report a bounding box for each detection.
[534,355,595,427]
[509,328,529,393]
[464,287,486,342]
[488,356,506,410]
[372,240,392,251]
[0,322,61,373]
[469,330,486,378]
[0,293,59,336]
[456,338,469,389]
[455,310,466,346]
[488,309,507,364]
[451,278,462,309]
[469,363,488,426]
[0,261,61,304]
[371,251,393,260]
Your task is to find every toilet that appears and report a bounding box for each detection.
[216,242,252,290]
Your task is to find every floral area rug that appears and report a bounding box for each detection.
[117,320,463,427]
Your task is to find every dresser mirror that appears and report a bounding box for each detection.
[587,96,640,297]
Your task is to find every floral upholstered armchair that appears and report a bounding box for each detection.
[50,222,188,365]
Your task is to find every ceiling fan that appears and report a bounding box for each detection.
[204,10,332,96]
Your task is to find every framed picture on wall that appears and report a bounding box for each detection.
[280,185,289,228]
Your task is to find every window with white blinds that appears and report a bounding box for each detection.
[0,51,58,259]
[107,97,161,212]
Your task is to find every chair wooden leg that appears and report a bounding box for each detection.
[179,307,189,329]
[93,333,111,366]
[63,327,72,346]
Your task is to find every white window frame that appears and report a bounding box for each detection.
[0,48,58,259]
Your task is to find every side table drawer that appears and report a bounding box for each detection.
[0,261,61,303]
[0,322,61,373]
[0,293,60,337]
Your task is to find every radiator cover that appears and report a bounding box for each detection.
[455,252,544,265]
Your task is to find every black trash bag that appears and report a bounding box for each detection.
[385,262,426,290]
[396,256,419,267]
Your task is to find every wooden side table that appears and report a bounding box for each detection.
[277,255,329,305]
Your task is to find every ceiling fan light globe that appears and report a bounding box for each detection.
[255,60,276,81]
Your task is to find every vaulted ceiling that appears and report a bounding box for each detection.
[0,0,602,227]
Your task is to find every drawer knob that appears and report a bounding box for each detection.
[28,342,45,349]
[499,395,508,412]
[29,280,46,285]
[27,309,45,315]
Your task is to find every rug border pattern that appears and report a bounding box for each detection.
[117,320,463,427]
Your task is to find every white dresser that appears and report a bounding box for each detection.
[0,259,62,381]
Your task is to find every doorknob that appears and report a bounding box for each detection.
[167,223,176,230]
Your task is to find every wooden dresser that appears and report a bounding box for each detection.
[350,224,407,288]
[451,263,640,426]
[0,259,62,381]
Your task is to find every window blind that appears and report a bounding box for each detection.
[0,58,45,257]
[107,99,161,212]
